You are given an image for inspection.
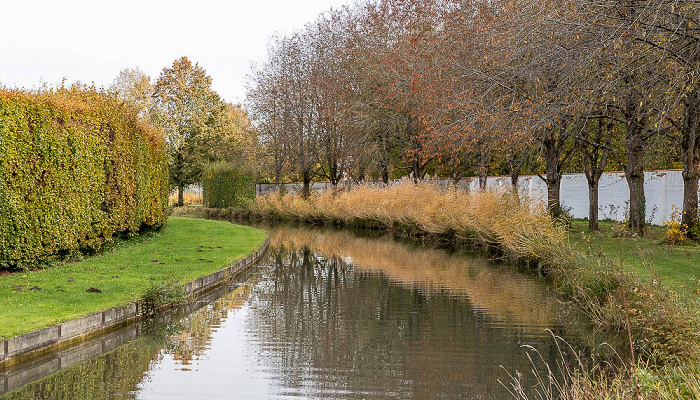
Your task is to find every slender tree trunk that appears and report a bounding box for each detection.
[543,132,562,214]
[178,184,184,207]
[452,166,462,189]
[581,118,612,231]
[358,165,365,183]
[682,171,699,233]
[625,125,646,234]
[507,152,520,196]
[588,178,600,230]
[626,169,645,233]
[381,163,389,185]
[510,170,519,196]
[329,162,339,189]
[477,150,490,191]
[546,174,561,213]
[412,157,421,184]
[681,91,700,234]
[301,170,312,198]
[621,79,647,235]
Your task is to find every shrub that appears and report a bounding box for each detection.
[662,205,688,245]
[202,162,255,208]
[0,87,168,270]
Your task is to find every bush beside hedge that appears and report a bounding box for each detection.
[202,162,255,208]
[0,88,168,269]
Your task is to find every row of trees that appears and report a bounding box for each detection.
[112,57,258,206]
[246,0,700,235]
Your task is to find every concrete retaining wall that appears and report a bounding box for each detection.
[0,237,269,365]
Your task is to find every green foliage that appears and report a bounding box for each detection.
[152,56,222,196]
[139,276,187,317]
[0,87,168,270]
[202,162,255,208]
[0,217,267,339]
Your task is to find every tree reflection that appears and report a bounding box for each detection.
[246,240,566,399]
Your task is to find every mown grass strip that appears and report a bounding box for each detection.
[0,217,267,339]
[567,219,700,299]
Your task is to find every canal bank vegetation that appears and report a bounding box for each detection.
[246,183,700,398]
[568,220,700,300]
[0,217,266,339]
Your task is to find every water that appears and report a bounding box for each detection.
[1,224,595,399]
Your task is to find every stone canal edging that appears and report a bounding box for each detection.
[0,237,269,366]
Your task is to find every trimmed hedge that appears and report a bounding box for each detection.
[202,162,255,208]
[0,88,168,269]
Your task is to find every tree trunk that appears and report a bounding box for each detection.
[543,132,562,214]
[620,78,647,235]
[588,178,600,231]
[301,170,312,198]
[177,185,184,207]
[381,163,389,185]
[412,157,421,184]
[681,90,700,235]
[478,173,487,190]
[477,151,490,191]
[546,174,561,214]
[625,129,646,234]
[581,118,613,231]
[452,169,462,189]
[682,171,699,233]
[358,165,365,183]
[329,162,339,189]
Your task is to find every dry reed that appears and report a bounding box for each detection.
[254,181,567,269]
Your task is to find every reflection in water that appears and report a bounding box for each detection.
[2,223,584,399]
[265,224,561,333]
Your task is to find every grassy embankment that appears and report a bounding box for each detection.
[246,182,700,399]
[0,217,267,339]
[568,220,700,299]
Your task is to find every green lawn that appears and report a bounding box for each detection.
[0,217,267,339]
[567,219,700,299]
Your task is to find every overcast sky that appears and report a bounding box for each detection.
[0,0,350,104]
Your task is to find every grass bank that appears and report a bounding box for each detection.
[246,183,700,398]
[0,217,266,339]
[568,220,700,299]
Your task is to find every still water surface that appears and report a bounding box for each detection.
[1,224,592,399]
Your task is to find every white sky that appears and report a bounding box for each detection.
[0,0,350,104]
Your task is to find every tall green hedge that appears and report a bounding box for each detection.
[202,162,255,208]
[0,88,168,269]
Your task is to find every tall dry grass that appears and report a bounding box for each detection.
[254,181,567,268]
[168,192,202,206]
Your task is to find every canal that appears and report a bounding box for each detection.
[0,223,600,399]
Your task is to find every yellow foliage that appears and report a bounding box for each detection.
[168,192,202,206]
[662,205,688,245]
